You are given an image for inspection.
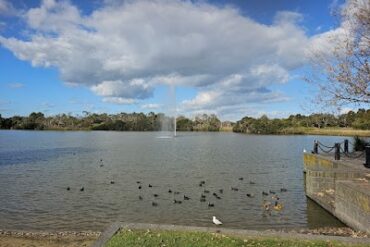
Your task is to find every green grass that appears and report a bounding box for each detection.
[105,230,367,247]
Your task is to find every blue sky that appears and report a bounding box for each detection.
[0,0,345,121]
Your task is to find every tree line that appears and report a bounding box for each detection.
[233,109,370,134]
[0,112,221,132]
[0,109,369,133]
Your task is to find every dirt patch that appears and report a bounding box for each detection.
[0,230,100,247]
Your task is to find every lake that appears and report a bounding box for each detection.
[0,130,346,231]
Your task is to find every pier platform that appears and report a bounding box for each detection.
[303,153,370,233]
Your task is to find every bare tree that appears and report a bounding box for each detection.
[306,0,370,107]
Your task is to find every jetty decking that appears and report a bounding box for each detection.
[303,151,370,233]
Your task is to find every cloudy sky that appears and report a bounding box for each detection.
[0,0,344,120]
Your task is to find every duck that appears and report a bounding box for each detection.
[183,195,190,200]
[138,185,142,189]
[200,180,206,184]
[168,189,172,193]
[174,191,180,195]
[250,181,256,185]
[110,181,115,184]
[152,202,158,207]
[262,200,271,211]
[200,198,206,202]
[280,188,288,192]
[272,195,280,200]
[66,187,70,191]
[246,193,255,198]
[148,184,153,188]
[204,190,210,194]
[201,194,206,199]
[212,216,222,225]
[173,200,182,204]
[273,201,283,211]
[219,189,223,194]
[139,196,143,200]
[212,192,218,197]
[208,202,215,207]
[136,181,141,184]
[80,187,84,192]
[262,191,268,196]
[269,190,276,194]
[153,194,159,197]
[238,177,243,181]
[231,187,239,191]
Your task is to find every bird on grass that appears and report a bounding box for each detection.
[148,184,153,188]
[152,202,158,207]
[168,189,172,193]
[208,202,214,207]
[204,190,210,194]
[280,188,288,192]
[110,181,115,184]
[138,186,142,189]
[66,187,70,191]
[262,191,268,196]
[173,200,182,204]
[200,198,206,202]
[212,216,222,225]
[246,193,255,198]
[238,177,243,181]
[153,194,159,197]
[183,195,190,200]
[231,187,239,191]
[80,187,84,192]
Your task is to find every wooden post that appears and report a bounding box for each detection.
[313,140,318,154]
[335,143,340,160]
[344,139,349,153]
[365,146,370,168]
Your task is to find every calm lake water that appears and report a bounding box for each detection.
[0,130,347,231]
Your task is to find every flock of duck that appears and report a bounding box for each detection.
[65,158,288,224]
[131,177,287,213]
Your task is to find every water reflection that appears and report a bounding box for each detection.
[0,130,347,231]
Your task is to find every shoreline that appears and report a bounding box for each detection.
[1,226,369,247]
[1,128,370,137]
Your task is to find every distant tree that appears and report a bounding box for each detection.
[306,0,370,106]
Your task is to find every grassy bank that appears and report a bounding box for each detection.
[106,230,367,247]
[280,127,370,137]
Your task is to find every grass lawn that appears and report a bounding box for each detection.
[105,230,368,247]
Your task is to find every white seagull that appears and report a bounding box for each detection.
[212,216,222,225]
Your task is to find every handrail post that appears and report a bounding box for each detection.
[344,139,349,153]
[334,143,340,160]
[313,140,318,154]
[365,146,370,168]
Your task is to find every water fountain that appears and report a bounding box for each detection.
[159,84,176,138]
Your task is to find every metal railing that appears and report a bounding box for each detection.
[311,139,369,167]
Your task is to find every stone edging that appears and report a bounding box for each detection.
[91,222,370,247]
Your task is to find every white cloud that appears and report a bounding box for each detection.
[102,97,136,105]
[0,0,16,16]
[141,103,161,110]
[0,0,315,117]
[7,82,24,88]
